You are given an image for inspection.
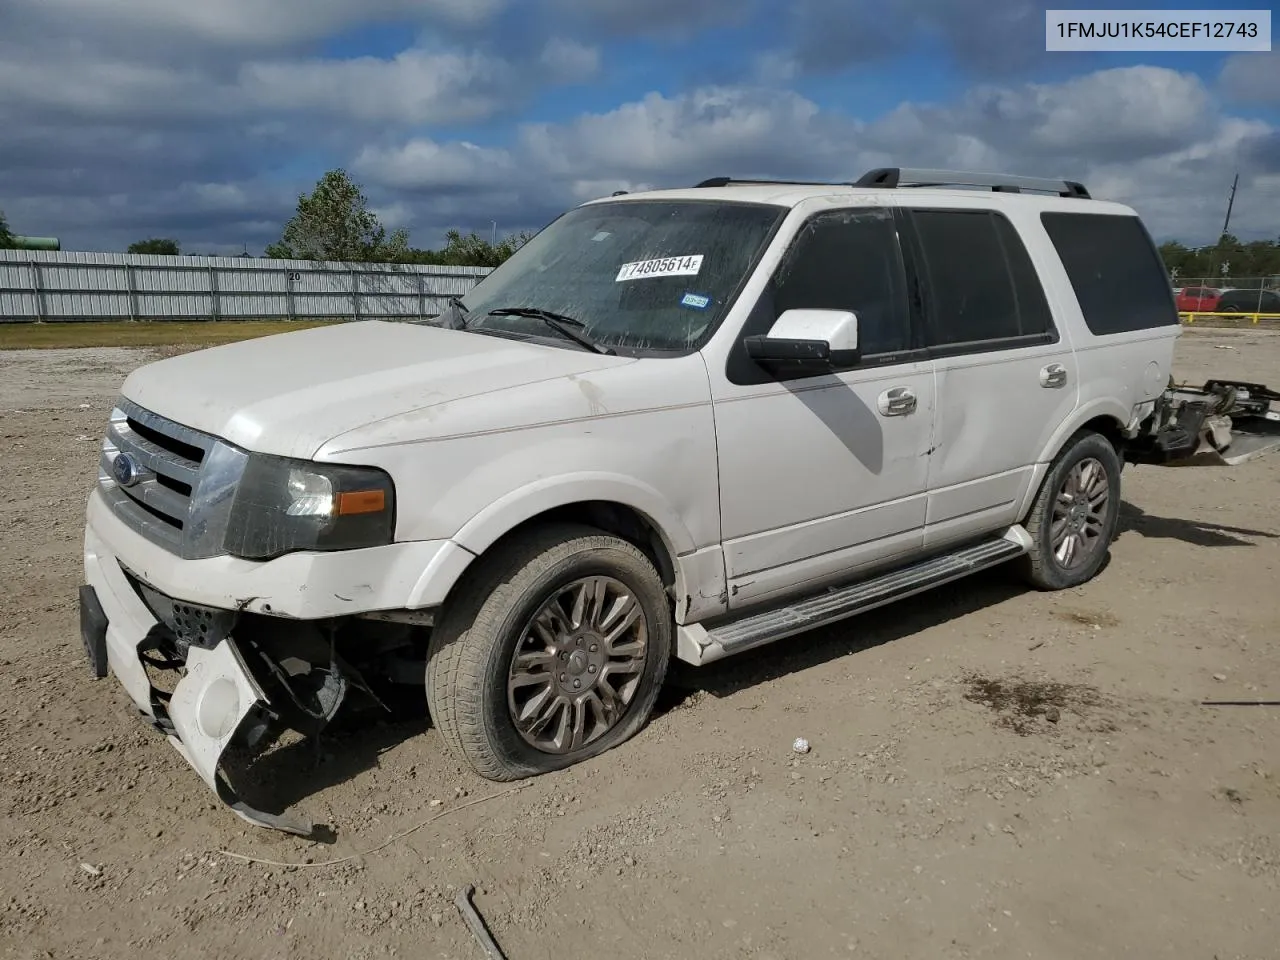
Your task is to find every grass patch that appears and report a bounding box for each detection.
[0,319,343,350]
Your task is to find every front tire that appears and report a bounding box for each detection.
[1017,430,1122,591]
[425,524,672,781]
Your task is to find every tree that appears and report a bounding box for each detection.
[128,237,180,255]
[0,209,15,249]
[265,169,408,262]
[398,229,534,267]
[1159,236,1280,284]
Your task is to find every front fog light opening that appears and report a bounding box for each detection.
[196,676,242,739]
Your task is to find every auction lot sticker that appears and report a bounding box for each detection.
[616,255,704,281]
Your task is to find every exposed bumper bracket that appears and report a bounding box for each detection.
[78,585,109,679]
[214,768,315,837]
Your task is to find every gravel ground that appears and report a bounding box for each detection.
[1,327,1278,960]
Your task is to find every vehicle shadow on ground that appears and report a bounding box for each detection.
[224,688,430,838]
[1117,500,1277,547]
[657,567,1030,710]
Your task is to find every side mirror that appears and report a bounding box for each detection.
[743,308,861,377]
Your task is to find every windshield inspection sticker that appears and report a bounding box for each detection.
[615,254,704,282]
[680,292,711,310]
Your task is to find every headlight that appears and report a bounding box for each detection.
[223,455,396,560]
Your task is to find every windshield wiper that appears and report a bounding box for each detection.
[487,307,615,355]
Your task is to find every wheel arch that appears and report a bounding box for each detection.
[1018,403,1130,522]
[1037,400,1131,465]
[427,475,703,620]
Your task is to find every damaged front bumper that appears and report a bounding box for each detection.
[81,523,379,836]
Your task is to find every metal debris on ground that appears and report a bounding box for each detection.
[455,883,507,960]
[217,782,530,869]
[1202,699,1280,707]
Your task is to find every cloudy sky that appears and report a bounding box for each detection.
[0,0,1276,254]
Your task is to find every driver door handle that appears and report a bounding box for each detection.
[877,386,917,417]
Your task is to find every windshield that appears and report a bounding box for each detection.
[454,199,786,354]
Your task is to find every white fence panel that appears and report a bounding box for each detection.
[0,251,492,322]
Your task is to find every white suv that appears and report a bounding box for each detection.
[80,167,1193,833]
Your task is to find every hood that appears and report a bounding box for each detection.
[120,321,632,459]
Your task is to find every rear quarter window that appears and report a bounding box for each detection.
[1040,212,1179,335]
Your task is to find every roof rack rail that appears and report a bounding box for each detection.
[695,177,836,188]
[854,167,1090,199]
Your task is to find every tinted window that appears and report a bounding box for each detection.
[1040,212,1179,335]
[768,208,911,355]
[911,209,1055,347]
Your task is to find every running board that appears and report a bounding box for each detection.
[676,526,1032,665]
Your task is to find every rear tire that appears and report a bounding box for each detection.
[1016,430,1122,591]
[425,523,672,781]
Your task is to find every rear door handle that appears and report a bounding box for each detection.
[877,386,917,416]
[1040,363,1068,388]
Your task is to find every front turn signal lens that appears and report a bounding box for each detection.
[337,489,387,516]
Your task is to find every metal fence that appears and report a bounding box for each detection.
[1173,277,1280,296]
[1172,276,1280,323]
[0,250,492,323]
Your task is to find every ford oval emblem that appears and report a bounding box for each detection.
[113,453,140,487]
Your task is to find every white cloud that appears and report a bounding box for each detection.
[518,87,849,180]
[864,66,1214,168]
[9,0,505,46]
[1220,52,1280,106]
[0,52,237,121]
[568,179,658,201]
[239,49,516,125]
[352,139,519,190]
[354,68,1276,246]
[539,37,601,83]
[550,0,751,37]
[781,0,1093,76]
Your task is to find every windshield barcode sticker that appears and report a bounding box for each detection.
[615,255,704,281]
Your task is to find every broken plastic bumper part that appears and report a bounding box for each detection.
[82,522,313,835]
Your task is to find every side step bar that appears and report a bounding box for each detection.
[676,526,1032,666]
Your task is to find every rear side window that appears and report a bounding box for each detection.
[910,209,1055,348]
[1040,212,1179,335]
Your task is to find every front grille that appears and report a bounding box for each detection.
[98,398,248,559]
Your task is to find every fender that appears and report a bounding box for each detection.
[1016,397,1130,520]
[1035,397,1130,466]
[451,471,701,560]
[415,474,726,623]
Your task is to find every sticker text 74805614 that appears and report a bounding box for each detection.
[615,254,704,282]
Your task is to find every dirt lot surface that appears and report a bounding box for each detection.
[2,327,1278,960]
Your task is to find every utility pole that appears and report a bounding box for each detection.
[1207,172,1240,285]
[491,220,498,246]
[1221,171,1239,237]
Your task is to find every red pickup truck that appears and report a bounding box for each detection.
[1174,286,1222,312]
